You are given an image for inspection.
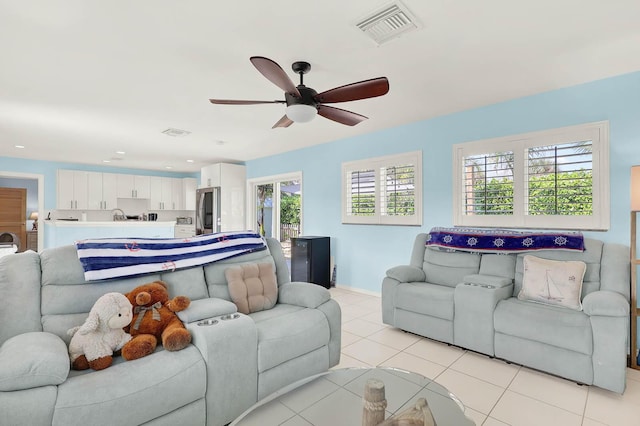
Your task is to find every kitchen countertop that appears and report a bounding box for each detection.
[45,220,177,227]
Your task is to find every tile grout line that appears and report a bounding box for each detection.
[334,288,634,426]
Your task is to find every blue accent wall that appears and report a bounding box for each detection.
[246,71,640,293]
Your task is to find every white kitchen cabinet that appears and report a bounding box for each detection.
[117,174,151,199]
[174,225,196,238]
[87,172,118,210]
[172,178,184,210]
[200,163,246,231]
[101,173,118,209]
[149,177,162,209]
[57,170,88,210]
[200,164,218,188]
[150,177,178,210]
[183,178,197,210]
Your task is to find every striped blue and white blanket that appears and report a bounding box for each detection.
[76,231,267,281]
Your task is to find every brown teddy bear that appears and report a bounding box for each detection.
[120,280,192,361]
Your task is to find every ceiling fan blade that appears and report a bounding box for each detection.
[209,99,285,105]
[316,77,389,104]
[250,56,301,97]
[272,115,294,129]
[317,105,368,126]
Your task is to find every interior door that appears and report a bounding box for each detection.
[0,187,27,251]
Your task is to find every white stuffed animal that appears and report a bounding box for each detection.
[68,292,133,370]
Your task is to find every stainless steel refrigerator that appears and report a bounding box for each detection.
[196,187,221,235]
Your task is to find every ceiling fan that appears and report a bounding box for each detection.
[209,56,389,128]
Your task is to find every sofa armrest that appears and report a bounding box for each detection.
[0,332,70,391]
[279,282,331,308]
[386,265,426,283]
[463,274,513,288]
[176,298,238,323]
[582,291,629,317]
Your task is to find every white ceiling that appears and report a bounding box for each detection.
[2,0,640,173]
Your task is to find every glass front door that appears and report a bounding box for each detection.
[251,173,302,264]
[278,179,301,260]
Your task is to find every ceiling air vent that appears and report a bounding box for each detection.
[356,1,421,45]
[162,128,191,137]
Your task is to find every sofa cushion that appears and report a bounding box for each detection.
[226,263,278,314]
[0,332,69,391]
[53,346,205,426]
[395,282,455,320]
[423,249,480,288]
[518,255,586,311]
[250,304,330,373]
[176,298,237,323]
[514,238,603,299]
[479,254,516,278]
[494,298,593,355]
[203,248,276,301]
[0,250,42,346]
[279,282,330,308]
[386,265,426,283]
[463,274,513,288]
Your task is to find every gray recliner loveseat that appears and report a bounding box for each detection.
[382,233,629,393]
[0,237,341,425]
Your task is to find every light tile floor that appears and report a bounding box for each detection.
[329,287,640,426]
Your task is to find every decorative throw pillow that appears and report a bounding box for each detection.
[225,263,278,314]
[518,255,587,311]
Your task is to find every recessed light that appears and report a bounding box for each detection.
[116,151,125,155]
[186,159,194,163]
[15,145,25,149]
[102,160,111,163]
[215,140,225,145]
[165,166,173,169]
[162,128,191,137]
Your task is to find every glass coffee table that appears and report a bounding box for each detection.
[232,367,475,425]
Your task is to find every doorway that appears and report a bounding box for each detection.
[0,172,45,251]
[248,172,302,263]
[0,188,26,251]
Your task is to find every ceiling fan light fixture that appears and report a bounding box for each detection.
[285,104,317,123]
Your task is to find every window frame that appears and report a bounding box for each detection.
[452,121,610,230]
[341,150,422,226]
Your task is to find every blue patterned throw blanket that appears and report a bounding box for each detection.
[76,231,266,281]
[426,227,584,253]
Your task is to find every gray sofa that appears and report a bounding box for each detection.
[0,237,341,426]
[382,234,630,393]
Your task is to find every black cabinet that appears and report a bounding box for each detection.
[291,236,330,288]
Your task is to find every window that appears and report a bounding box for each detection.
[453,121,609,230]
[342,151,422,225]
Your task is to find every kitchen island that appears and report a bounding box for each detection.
[43,220,177,249]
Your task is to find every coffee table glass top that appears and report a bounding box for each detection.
[232,367,475,425]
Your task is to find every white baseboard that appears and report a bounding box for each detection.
[333,284,381,298]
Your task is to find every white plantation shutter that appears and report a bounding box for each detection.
[381,164,416,217]
[342,151,422,225]
[463,152,514,216]
[453,121,609,230]
[526,141,593,216]
[346,169,376,217]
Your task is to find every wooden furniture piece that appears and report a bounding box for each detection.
[26,230,38,252]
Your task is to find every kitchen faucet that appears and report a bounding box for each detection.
[112,208,126,221]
